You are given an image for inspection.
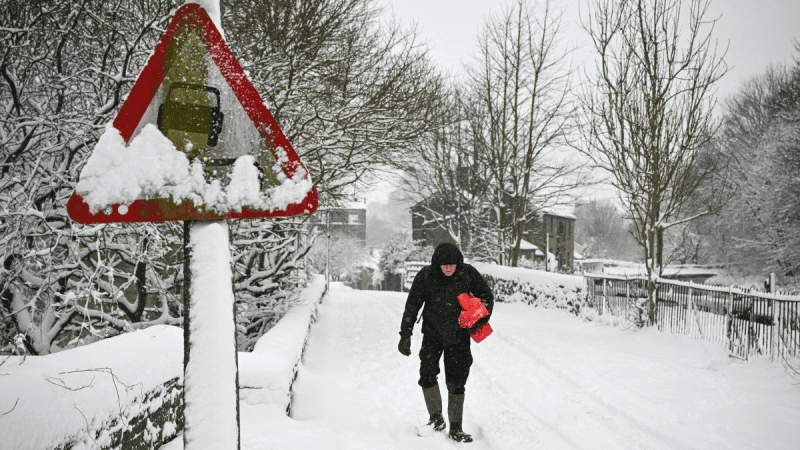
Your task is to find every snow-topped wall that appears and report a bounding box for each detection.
[0,276,328,450]
[238,275,327,412]
[0,326,184,450]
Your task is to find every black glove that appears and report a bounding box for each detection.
[469,318,487,335]
[398,336,411,356]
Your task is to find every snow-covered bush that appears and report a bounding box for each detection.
[230,218,314,351]
[473,263,585,315]
[378,234,433,277]
[0,1,186,355]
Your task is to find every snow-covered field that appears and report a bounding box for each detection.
[178,283,800,449]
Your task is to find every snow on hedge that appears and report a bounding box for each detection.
[238,275,327,410]
[0,325,183,450]
[472,262,586,314]
[76,124,312,214]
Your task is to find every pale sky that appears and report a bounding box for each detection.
[385,0,800,103]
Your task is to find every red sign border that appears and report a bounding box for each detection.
[68,3,317,224]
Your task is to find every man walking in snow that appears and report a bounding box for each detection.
[397,242,494,443]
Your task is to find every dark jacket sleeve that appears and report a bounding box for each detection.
[468,265,494,326]
[399,266,428,338]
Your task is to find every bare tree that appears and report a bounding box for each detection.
[467,0,588,266]
[222,0,448,347]
[574,199,641,261]
[578,0,729,322]
[0,0,185,354]
[0,0,448,354]
[693,56,800,281]
[224,0,446,205]
[395,88,493,257]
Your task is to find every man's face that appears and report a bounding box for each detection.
[440,264,456,277]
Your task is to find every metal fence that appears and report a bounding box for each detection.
[584,273,800,364]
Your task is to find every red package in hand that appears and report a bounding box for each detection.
[458,293,481,310]
[457,292,493,343]
[470,322,493,343]
[459,303,488,328]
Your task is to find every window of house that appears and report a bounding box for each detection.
[349,214,359,225]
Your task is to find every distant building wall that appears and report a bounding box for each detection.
[533,212,575,273]
[310,207,367,246]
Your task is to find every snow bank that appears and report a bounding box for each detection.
[0,274,327,450]
[473,262,585,314]
[238,275,327,411]
[0,326,183,450]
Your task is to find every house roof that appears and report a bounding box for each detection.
[542,206,577,220]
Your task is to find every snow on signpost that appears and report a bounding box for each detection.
[67,2,317,449]
[67,3,317,223]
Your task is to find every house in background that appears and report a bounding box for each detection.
[538,209,576,273]
[308,201,367,246]
[410,199,577,273]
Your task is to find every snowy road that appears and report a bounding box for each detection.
[235,283,800,449]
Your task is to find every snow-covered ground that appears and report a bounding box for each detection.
[5,281,800,449]
[0,326,184,450]
[173,282,800,449]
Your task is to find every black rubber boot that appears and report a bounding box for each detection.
[418,385,446,436]
[448,394,473,443]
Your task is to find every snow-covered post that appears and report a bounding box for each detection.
[183,220,240,450]
[177,3,240,448]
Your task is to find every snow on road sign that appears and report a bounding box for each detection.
[68,3,317,223]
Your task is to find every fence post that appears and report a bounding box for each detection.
[726,285,733,354]
[626,275,630,305]
[772,294,779,362]
[602,277,607,316]
[688,285,693,337]
[689,285,702,339]
[625,275,634,326]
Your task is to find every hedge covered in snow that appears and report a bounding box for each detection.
[472,262,586,315]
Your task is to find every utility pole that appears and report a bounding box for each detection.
[325,209,331,291]
[545,232,550,272]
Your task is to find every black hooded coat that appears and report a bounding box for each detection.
[399,243,494,347]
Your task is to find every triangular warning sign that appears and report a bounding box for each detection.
[68,3,317,224]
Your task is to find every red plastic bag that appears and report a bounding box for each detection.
[459,303,488,328]
[457,293,481,310]
[471,322,493,343]
[457,293,493,343]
